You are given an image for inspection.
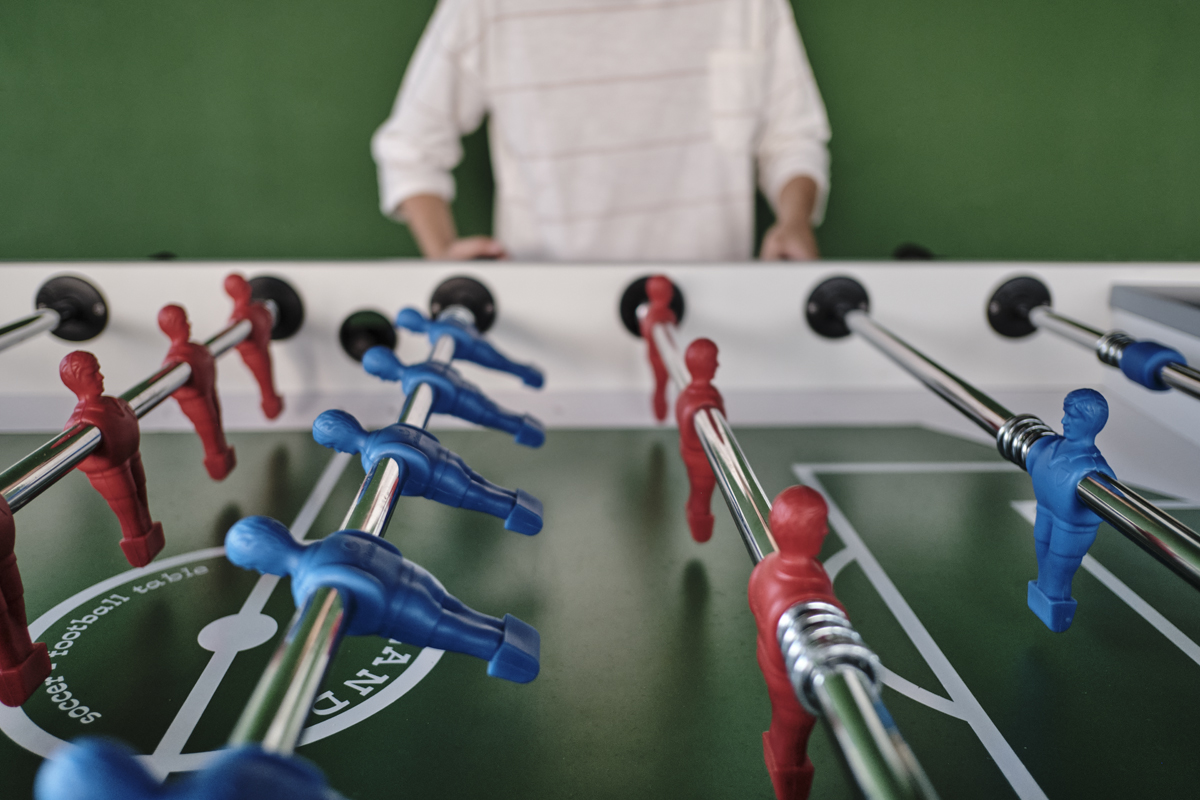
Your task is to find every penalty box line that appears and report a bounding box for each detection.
[820,548,966,721]
[146,451,354,777]
[794,465,1049,800]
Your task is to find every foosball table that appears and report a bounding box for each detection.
[1,262,1198,799]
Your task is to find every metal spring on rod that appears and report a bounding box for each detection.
[995,414,1053,470]
[777,601,882,715]
[1096,331,1135,368]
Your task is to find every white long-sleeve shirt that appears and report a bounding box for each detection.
[372,0,830,262]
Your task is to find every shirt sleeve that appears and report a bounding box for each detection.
[755,0,831,225]
[370,0,489,219]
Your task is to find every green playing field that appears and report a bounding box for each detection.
[1,424,1197,799]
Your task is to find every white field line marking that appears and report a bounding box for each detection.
[822,547,856,582]
[796,466,1048,800]
[822,547,962,716]
[1010,500,1200,668]
[878,666,964,720]
[146,451,353,775]
[292,452,356,544]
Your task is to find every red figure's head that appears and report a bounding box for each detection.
[685,338,719,383]
[60,351,104,401]
[224,273,252,305]
[646,275,674,309]
[769,485,829,560]
[157,304,191,345]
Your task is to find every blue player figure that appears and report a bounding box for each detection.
[1025,388,1116,632]
[361,346,545,448]
[311,409,542,535]
[224,516,540,683]
[395,307,545,388]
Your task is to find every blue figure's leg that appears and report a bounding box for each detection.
[415,452,541,534]
[466,343,544,388]
[447,450,489,486]
[1028,523,1098,632]
[427,611,504,660]
[459,483,543,535]
[403,572,538,682]
[1038,527,1098,600]
[440,592,503,628]
[452,392,545,448]
[458,481,516,517]
[1040,552,1083,600]
[1033,503,1053,578]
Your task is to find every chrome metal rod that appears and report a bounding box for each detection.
[0,308,60,353]
[1161,363,1200,402]
[696,409,775,563]
[230,316,459,752]
[0,317,256,512]
[1027,305,1105,350]
[814,669,939,800]
[779,601,937,800]
[228,588,344,753]
[339,336,450,535]
[207,317,257,360]
[845,310,1012,437]
[844,306,1200,594]
[1078,473,1200,590]
[650,322,691,389]
[1028,305,1200,401]
[651,322,777,562]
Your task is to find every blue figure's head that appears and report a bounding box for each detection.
[362,346,405,382]
[1062,388,1108,443]
[312,409,369,456]
[225,516,305,577]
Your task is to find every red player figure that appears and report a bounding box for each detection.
[748,485,843,800]
[0,497,51,707]
[675,338,725,543]
[225,273,283,420]
[61,352,165,567]
[159,304,237,480]
[639,275,677,421]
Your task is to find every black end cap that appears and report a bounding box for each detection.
[619,275,686,338]
[893,242,935,260]
[987,276,1051,338]
[430,276,496,333]
[339,310,397,362]
[249,276,305,340]
[36,275,109,342]
[805,276,869,339]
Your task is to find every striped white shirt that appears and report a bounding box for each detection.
[372,0,831,261]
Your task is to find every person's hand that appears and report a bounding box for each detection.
[398,195,508,261]
[759,220,819,261]
[436,237,507,260]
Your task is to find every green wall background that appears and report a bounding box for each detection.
[2,0,1197,262]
